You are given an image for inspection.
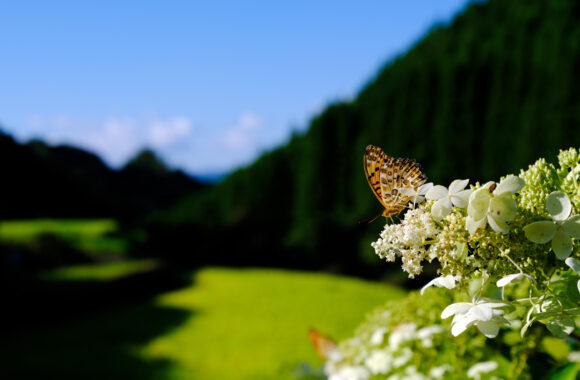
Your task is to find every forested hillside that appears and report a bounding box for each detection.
[0,132,205,221]
[149,0,580,274]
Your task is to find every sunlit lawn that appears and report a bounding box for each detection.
[0,267,404,379]
[37,259,159,282]
[0,218,126,253]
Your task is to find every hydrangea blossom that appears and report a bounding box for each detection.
[328,365,370,380]
[523,191,580,259]
[465,175,525,234]
[425,179,472,220]
[466,361,498,379]
[399,182,433,206]
[372,207,438,277]
[441,300,508,338]
[319,292,519,379]
[420,274,461,295]
[355,148,580,376]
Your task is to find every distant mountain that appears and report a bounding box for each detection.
[147,0,580,275]
[0,132,205,221]
[192,172,228,184]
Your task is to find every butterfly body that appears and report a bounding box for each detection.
[364,145,427,218]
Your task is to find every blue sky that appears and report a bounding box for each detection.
[0,1,469,175]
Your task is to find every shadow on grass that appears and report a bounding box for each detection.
[0,266,197,379]
[0,300,193,379]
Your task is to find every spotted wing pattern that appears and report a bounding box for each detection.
[364,145,427,217]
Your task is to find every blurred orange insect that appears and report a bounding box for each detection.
[363,145,427,219]
[308,328,337,359]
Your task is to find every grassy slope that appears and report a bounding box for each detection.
[37,259,159,281]
[0,267,404,379]
[0,218,126,254]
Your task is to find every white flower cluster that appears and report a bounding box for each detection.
[371,207,438,278]
[370,148,580,341]
[324,323,448,380]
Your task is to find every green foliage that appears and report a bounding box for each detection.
[0,133,205,221]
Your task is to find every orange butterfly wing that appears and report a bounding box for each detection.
[308,328,337,359]
[364,145,427,217]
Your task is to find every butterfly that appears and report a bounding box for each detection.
[363,145,427,219]
[308,328,338,359]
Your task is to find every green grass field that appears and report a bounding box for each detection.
[37,259,159,282]
[0,218,126,254]
[0,267,405,379]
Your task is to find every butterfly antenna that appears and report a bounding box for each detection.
[358,213,382,225]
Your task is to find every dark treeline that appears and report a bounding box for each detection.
[145,0,580,276]
[0,133,205,222]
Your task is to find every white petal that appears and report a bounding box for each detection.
[496,273,534,287]
[523,221,557,243]
[421,274,459,295]
[451,314,476,336]
[398,187,416,197]
[547,191,572,221]
[565,257,580,274]
[450,189,472,208]
[413,195,426,204]
[416,325,444,339]
[497,273,524,287]
[487,214,510,234]
[577,279,580,294]
[448,179,470,194]
[469,305,493,321]
[467,187,491,219]
[420,277,439,295]
[476,320,500,338]
[563,215,580,238]
[441,303,472,319]
[477,301,508,309]
[417,182,433,195]
[426,185,448,201]
[489,192,517,222]
[432,197,453,220]
[467,361,498,378]
[553,229,573,260]
[466,215,487,235]
[494,175,525,194]
[437,274,460,289]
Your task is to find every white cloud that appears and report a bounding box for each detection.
[238,112,263,130]
[221,111,264,149]
[147,116,193,148]
[18,114,195,168]
[85,117,140,165]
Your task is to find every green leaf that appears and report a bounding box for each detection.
[546,363,579,380]
[547,191,572,221]
[524,221,557,244]
[546,315,575,338]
